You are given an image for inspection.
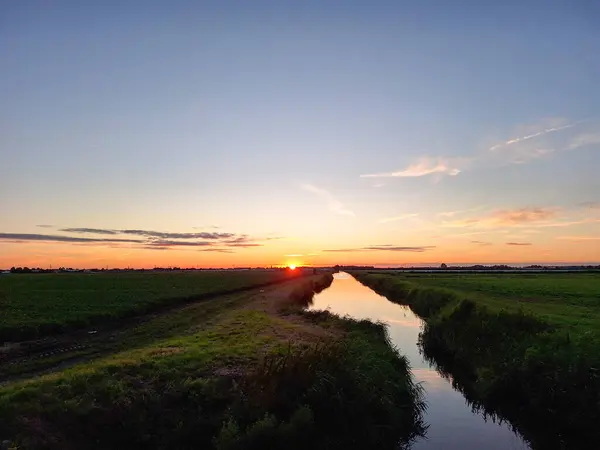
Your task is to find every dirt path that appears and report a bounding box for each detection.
[0,275,329,384]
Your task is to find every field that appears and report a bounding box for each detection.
[0,270,303,341]
[352,271,600,449]
[0,272,425,449]
[398,272,600,334]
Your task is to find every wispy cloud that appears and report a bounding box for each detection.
[489,122,575,151]
[61,228,236,240]
[323,245,434,253]
[568,133,600,150]
[0,233,143,244]
[193,225,221,230]
[1,228,270,251]
[360,118,598,180]
[36,224,54,228]
[150,240,213,247]
[506,242,533,246]
[536,218,600,228]
[471,240,492,246]
[285,254,303,257]
[556,236,600,241]
[301,184,355,216]
[378,213,418,224]
[442,207,558,228]
[361,157,462,178]
[61,228,120,235]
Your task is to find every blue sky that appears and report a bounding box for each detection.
[1,1,599,267]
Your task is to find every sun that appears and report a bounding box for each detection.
[288,264,297,270]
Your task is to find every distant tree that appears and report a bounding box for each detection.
[440,263,448,269]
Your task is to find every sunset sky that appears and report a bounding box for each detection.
[2,1,600,268]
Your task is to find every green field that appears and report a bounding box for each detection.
[353,271,600,448]
[0,274,425,449]
[398,272,600,334]
[0,270,302,341]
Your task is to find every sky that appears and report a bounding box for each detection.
[1,0,600,268]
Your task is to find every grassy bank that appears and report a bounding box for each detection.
[0,270,304,341]
[0,274,425,449]
[351,271,600,449]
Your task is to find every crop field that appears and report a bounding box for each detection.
[0,270,303,341]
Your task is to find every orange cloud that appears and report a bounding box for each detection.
[442,207,558,228]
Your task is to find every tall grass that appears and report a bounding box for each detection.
[286,273,334,309]
[214,316,426,450]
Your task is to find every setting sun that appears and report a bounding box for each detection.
[288,264,297,270]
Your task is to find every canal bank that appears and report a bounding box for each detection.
[309,272,528,450]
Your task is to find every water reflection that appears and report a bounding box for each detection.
[309,273,529,450]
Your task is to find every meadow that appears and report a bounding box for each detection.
[0,270,302,342]
[397,272,600,333]
[352,271,600,449]
[0,273,426,449]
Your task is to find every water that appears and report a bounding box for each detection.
[309,272,529,450]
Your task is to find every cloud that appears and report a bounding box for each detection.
[0,233,143,244]
[492,208,556,224]
[364,245,435,252]
[568,133,600,150]
[471,240,492,246]
[150,240,213,247]
[556,236,600,241]
[536,218,600,228]
[489,122,575,151]
[360,118,598,181]
[198,248,236,253]
[323,245,434,253]
[442,207,558,228]
[361,157,462,178]
[285,254,304,257]
[36,224,54,228]
[61,228,120,235]
[301,184,355,216]
[378,213,418,224]
[61,228,236,240]
[2,227,269,251]
[225,243,262,248]
[506,242,533,246]
[193,225,221,230]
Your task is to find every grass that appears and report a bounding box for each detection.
[0,270,303,341]
[352,271,600,449]
[0,274,426,449]
[397,272,600,333]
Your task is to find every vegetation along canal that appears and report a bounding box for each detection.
[309,272,528,449]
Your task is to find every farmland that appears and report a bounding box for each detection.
[0,272,425,449]
[352,271,600,448]
[394,272,600,333]
[0,270,303,342]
